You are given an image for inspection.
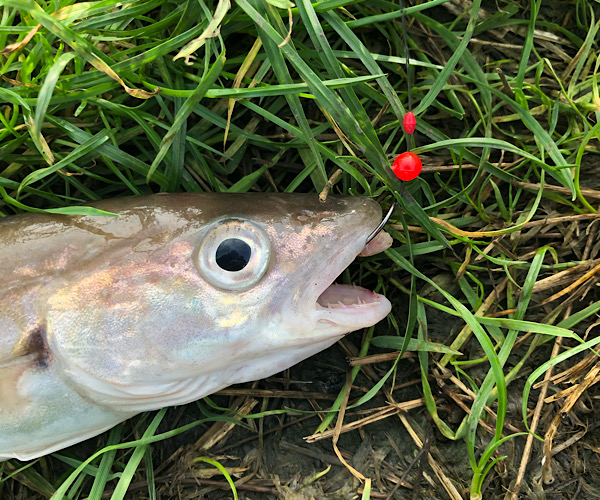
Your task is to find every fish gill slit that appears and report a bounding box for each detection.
[13,324,51,368]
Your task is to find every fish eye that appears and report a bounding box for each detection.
[196,219,271,291]
[215,238,251,272]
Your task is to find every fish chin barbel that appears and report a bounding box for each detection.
[0,193,393,461]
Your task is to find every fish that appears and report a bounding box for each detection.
[0,193,392,461]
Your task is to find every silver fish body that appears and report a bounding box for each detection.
[0,193,391,461]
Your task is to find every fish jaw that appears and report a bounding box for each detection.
[289,229,392,340]
[313,284,391,337]
[315,229,393,335]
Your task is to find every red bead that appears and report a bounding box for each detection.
[403,112,416,134]
[392,152,422,181]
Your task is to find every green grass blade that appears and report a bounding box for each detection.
[147,51,225,185]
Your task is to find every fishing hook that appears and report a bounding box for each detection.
[365,202,396,244]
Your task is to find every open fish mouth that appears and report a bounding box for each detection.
[313,230,393,335]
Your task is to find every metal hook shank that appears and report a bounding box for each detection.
[365,202,396,244]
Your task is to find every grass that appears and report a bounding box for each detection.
[1,0,600,498]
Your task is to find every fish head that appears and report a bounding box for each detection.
[193,193,392,344]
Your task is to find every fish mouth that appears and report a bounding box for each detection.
[312,231,392,337]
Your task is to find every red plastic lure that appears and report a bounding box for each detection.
[403,112,416,134]
[391,151,422,181]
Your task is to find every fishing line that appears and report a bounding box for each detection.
[399,0,412,115]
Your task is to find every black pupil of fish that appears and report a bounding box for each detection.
[215,238,252,272]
